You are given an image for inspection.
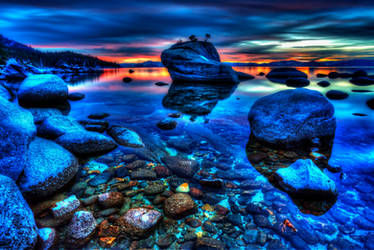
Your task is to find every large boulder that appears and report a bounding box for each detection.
[248,88,336,147]
[161,41,239,83]
[18,137,79,198]
[66,211,97,247]
[56,130,117,156]
[266,68,308,83]
[350,76,374,86]
[0,83,13,101]
[274,159,337,197]
[0,97,36,180]
[3,58,28,81]
[38,115,84,139]
[0,174,38,249]
[18,74,68,106]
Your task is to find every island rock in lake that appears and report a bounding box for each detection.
[161,41,239,83]
[266,67,308,84]
[248,88,336,147]
[0,97,36,180]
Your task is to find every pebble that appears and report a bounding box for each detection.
[66,211,97,247]
[51,195,81,220]
[98,192,124,208]
[164,193,197,219]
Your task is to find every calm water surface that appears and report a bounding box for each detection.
[67,67,374,247]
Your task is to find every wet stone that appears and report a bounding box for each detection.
[37,227,57,250]
[66,211,97,247]
[162,156,198,178]
[164,193,197,219]
[88,113,109,119]
[154,165,172,177]
[97,208,119,217]
[88,171,112,186]
[157,118,177,130]
[144,183,166,195]
[51,195,81,220]
[202,221,217,234]
[156,233,176,248]
[126,160,147,170]
[98,192,124,208]
[130,168,157,180]
[196,237,225,250]
[185,217,201,228]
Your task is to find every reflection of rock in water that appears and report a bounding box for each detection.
[60,72,101,85]
[162,82,237,116]
[246,134,337,215]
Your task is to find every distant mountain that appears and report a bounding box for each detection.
[0,34,119,68]
[120,60,163,68]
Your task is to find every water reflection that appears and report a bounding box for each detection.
[162,82,237,118]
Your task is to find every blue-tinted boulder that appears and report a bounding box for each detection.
[0,174,38,249]
[275,159,337,197]
[0,97,36,180]
[161,41,238,83]
[248,88,336,147]
[266,68,307,83]
[18,74,68,106]
[56,130,117,156]
[108,125,144,148]
[3,58,28,81]
[18,137,79,198]
[27,107,62,123]
[0,83,13,101]
[38,115,84,139]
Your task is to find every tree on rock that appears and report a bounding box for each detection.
[205,33,211,42]
[0,43,7,65]
[189,35,198,42]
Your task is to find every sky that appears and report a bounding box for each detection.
[1,0,374,63]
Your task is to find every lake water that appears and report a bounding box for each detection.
[66,67,374,249]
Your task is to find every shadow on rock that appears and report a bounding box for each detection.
[162,82,237,117]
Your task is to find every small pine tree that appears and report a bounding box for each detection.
[0,44,7,65]
[205,33,211,42]
[188,35,198,42]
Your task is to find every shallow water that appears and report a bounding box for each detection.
[67,67,374,249]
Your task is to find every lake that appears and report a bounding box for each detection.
[65,66,374,249]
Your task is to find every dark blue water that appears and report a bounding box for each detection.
[68,67,374,249]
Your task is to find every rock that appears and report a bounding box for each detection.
[68,92,85,101]
[274,159,337,197]
[317,81,330,87]
[118,208,162,239]
[350,76,374,86]
[3,58,27,81]
[162,155,198,177]
[108,125,145,148]
[144,183,166,195]
[66,211,97,247]
[243,229,258,244]
[352,69,368,77]
[98,220,119,237]
[248,88,336,147]
[122,77,132,83]
[51,195,81,220]
[200,179,224,188]
[79,119,109,133]
[18,137,78,197]
[28,108,62,123]
[196,237,225,250]
[88,171,113,186]
[0,97,36,180]
[164,193,197,219]
[154,165,172,177]
[285,77,310,87]
[237,71,255,81]
[155,81,169,86]
[367,98,374,110]
[130,169,157,180]
[37,227,57,250]
[326,90,349,100]
[328,72,339,79]
[0,83,13,101]
[98,192,124,208]
[88,113,109,119]
[266,68,307,83]
[0,174,38,249]
[18,74,68,106]
[156,233,176,248]
[38,115,83,139]
[56,130,117,156]
[157,118,177,130]
[161,41,238,83]
[316,73,327,78]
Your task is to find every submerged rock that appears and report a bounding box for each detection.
[0,174,38,249]
[326,90,349,100]
[66,211,97,247]
[274,159,337,197]
[122,77,132,83]
[285,77,310,87]
[155,81,169,86]
[317,81,330,87]
[0,97,36,180]
[18,74,68,106]
[162,155,198,177]
[157,118,177,130]
[56,130,117,156]
[118,208,162,239]
[18,137,79,198]
[37,227,57,250]
[164,193,197,219]
[266,68,307,83]
[88,113,109,119]
[108,125,145,148]
[98,192,124,208]
[161,41,238,83]
[38,115,83,139]
[248,88,336,147]
[51,195,81,220]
